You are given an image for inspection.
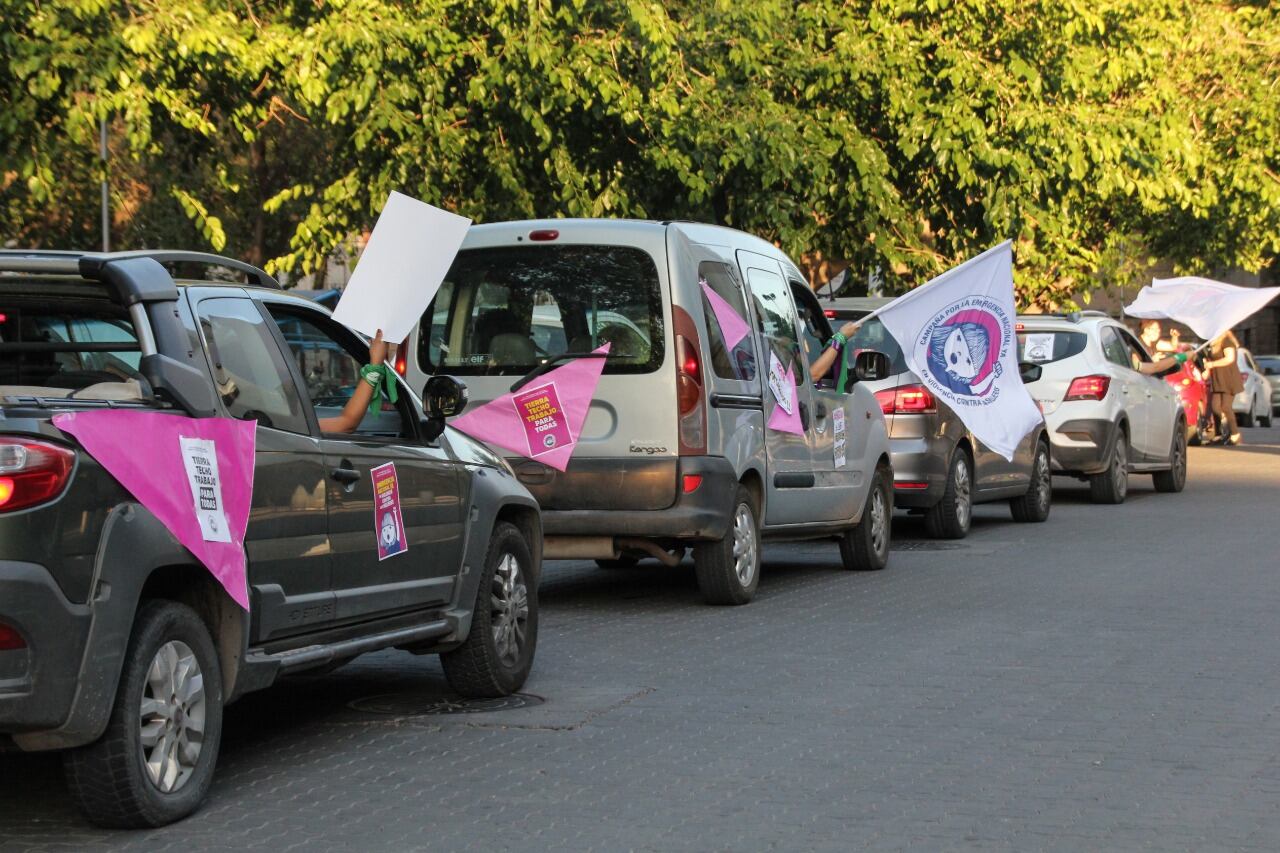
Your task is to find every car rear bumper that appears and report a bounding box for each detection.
[1047,418,1117,475]
[0,561,92,738]
[885,436,948,508]
[539,455,737,540]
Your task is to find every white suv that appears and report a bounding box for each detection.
[1016,312,1187,504]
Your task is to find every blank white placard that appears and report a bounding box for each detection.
[330,191,471,342]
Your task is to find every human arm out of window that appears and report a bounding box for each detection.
[318,329,386,433]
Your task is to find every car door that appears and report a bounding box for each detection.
[1098,325,1154,458]
[1119,327,1176,459]
[263,303,468,623]
[737,252,832,526]
[789,279,865,518]
[190,292,333,643]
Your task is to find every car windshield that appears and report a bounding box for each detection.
[421,244,664,376]
[1017,329,1088,363]
[0,297,147,400]
[844,317,908,375]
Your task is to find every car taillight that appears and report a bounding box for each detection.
[823,309,836,318]
[393,336,408,376]
[1065,375,1110,401]
[874,384,937,415]
[0,438,76,513]
[672,306,706,455]
[0,622,25,651]
[682,474,703,494]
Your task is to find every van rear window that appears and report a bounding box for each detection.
[0,298,147,401]
[1017,330,1087,363]
[421,245,664,376]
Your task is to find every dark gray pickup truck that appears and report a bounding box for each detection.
[0,250,542,827]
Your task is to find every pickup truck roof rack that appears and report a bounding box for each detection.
[0,249,280,289]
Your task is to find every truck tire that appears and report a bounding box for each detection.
[693,485,760,606]
[1010,439,1052,523]
[924,448,972,539]
[442,522,538,698]
[1089,427,1129,504]
[840,464,892,571]
[63,600,223,828]
[1152,421,1188,493]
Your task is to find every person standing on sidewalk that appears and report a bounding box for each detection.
[1201,330,1245,445]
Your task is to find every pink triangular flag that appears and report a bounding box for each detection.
[451,343,611,472]
[52,410,256,609]
[767,362,805,435]
[701,280,750,350]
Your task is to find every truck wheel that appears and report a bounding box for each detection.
[924,449,972,539]
[442,522,538,698]
[693,486,760,605]
[1152,421,1188,493]
[1010,440,1052,522]
[1089,428,1129,504]
[63,600,223,828]
[840,464,892,571]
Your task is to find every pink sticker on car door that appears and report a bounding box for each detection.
[371,461,407,561]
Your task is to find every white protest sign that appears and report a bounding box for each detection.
[833,407,847,467]
[179,436,232,543]
[331,191,472,342]
[768,352,794,415]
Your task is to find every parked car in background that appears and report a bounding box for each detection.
[1233,348,1273,427]
[1016,312,1186,503]
[0,250,541,827]
[404,220,896,605]
[813,298,1052,539]
[1255,354,1280,416]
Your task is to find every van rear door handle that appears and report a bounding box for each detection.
[331,466,361,484]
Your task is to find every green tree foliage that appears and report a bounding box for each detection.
[2,0,1276,305]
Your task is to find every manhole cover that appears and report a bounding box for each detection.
[348,692,544,716]
[891,541,966,552]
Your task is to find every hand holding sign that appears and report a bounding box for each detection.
[330,191,472,343]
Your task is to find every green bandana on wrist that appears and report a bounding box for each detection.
[360,363,399,413]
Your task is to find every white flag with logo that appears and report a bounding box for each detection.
[866,242,1042,461]
[1124,276,1280,343]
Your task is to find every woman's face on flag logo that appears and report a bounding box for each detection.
[931,322,989,383]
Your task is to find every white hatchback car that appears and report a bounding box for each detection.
[1016,312,1187,503]
[1233,347,1274,428]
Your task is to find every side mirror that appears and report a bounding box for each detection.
[421,375,469,441]
[1019,362,1043,384]
[852,350,890,383]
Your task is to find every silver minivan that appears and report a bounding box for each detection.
[404,220,893,605]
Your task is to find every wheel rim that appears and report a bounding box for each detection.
[1173,431,1187,485]
[1114,438,1128,498]
[731,503,758,587]
[491,552,529,668]
[139,640,206,794]
[869,483,889,557]
[954,458,972,528]
[1034,447,1051,512]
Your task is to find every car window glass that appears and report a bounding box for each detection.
[1016,330,1087,364]
[699,260,757,382]
[421,245,663,376]
[1099,327,1130,368]
[1119,330,1151,371]
[267,308,407,439]
[745,266,803,380]
[0,304,145,398]
[196,298,308,434]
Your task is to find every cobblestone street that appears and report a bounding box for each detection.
[4,430,1280,851]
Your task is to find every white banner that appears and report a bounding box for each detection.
[865,242,1042,461]
[1124,276,1280,344]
